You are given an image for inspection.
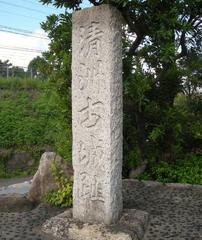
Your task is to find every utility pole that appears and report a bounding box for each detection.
[30,68,33,79]
[6,66,9,79]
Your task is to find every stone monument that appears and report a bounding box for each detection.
[72,4,123,225]
[42,5,149,240]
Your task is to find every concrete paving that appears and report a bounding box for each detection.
[0,177,32,195]
[0,179,201,240]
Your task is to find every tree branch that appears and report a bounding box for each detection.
[128,33,144,56]
[176,31,187,59]
[88,0,100,6]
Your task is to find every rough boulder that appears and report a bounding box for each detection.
[28,152,73,203]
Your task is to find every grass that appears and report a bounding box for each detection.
[0,77,46,90]
[0,77,71,178]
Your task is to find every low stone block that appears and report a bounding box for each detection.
[42,208,149,240]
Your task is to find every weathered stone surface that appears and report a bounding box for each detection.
[42,208,149,240]
[0,193,33,212]
[72,4,123,225]
[7,151,32,171]
[28,152,73,202]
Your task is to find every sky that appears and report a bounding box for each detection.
[0,0,90,68]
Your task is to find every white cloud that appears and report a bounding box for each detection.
[0,29,50,68]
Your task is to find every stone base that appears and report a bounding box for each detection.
[42,208,149,240]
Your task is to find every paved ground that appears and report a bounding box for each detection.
[123,180,202,240]
[0,179,201,239]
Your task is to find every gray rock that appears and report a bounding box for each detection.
[0,193,33,212]
[72,4,123,225]
[129,161,148,178]
[28,152,73,203]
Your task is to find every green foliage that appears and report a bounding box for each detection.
[0,77,72,177]
[40,12,72,160]
[28,56,49,79]
[0,168,31,179]
[0,77,45,90]
[139,155,202,185]
[0,80,54,147]
[44,162,73,207]
[38,0,202,182]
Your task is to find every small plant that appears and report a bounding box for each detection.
[44,161,73,207]
[139,154,202,185]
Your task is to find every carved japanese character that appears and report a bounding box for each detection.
[79,22,103,57]
[78,97,104,129]
[78,172,104,202]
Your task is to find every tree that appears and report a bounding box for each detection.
[0,60,11,77]
[11,66,25,78]
[40,13,72,160]
[28,56,49,79]
[40,0,202,175]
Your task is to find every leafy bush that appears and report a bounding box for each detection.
[139,155,202,185]
[44,162,73,207]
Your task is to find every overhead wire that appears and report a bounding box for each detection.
[1,54,34,59]
[0,24,47,37]
[0,0,50,15]
[0,8,45,21]
[0,48,42,55]
[0,0,53,67]
[0,29,49,40]
[0,52,39,59]
[0,45,45,53]
[0,25,49,40]
[19,0,58,11]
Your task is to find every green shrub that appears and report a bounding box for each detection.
[139,155,202,185]
[44,162,73,207]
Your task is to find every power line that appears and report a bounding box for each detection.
[0,0,50,15]
[0,8,44,21]
[0,48,41,56]
[0,50,41,57]
[0,54,37,61]
[0,29,49,40]
[0,24,47,37]
[0,45,45,53]
[19,0,57,11]
[1,55,31,61]
[0,25,49,40]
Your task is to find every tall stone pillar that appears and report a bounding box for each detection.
[72,4,123,225]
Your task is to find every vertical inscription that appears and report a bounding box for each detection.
[75,19,106,205]
[72,5,123,224]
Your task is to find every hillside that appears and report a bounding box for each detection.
[0,77,71,178]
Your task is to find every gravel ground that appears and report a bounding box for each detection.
[0,179,201,240]
[123,180,202,240]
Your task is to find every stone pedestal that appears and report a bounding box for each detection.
[72,4,123,224]
[42,208,149,240]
